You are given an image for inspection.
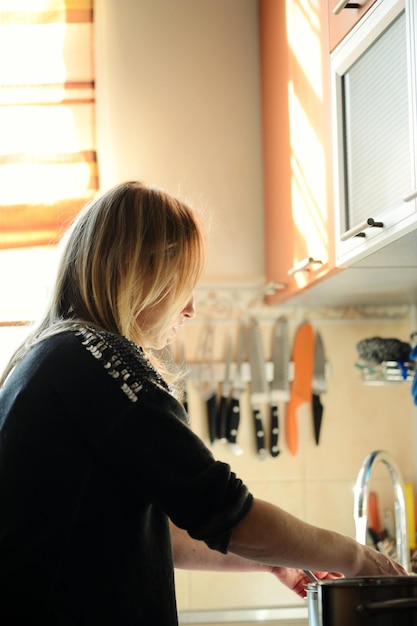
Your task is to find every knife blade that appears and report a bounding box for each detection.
[227,324,246,455]
[286,321,315,456]
[196,325,218,444]
[312,331,327,445]
[248,317,268,459]
[177,339,189,414]
[217,335,232,442]
[270,316,290,457]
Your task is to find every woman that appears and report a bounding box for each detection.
[0,182,406,625]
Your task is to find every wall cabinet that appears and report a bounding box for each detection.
[260,0,417,308]
[328,0,378,51]
[259,0,340,304]
[331,0,417,269]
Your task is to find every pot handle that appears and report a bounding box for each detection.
[357,598,417,615]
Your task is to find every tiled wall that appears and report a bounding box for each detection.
[173,307,415,612]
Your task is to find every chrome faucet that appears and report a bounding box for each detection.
[353,449,410,572]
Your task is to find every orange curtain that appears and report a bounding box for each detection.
[0,0,98,249]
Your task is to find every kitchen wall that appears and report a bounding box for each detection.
[0,0,415,618]
[171,305,415,612]
[94,0,265,284]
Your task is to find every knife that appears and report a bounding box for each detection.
[227,324,246,455]
[217,335,232,442]
[270,316,290,457]
[196,325,218,444]
[248,317,268,459]
[312,331,327,445]
[286,321,315,456]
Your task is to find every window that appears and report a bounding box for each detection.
[0,0,98,249]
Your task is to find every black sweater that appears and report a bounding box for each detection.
[0,326,253,625]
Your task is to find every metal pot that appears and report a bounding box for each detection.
[306,576,417,626]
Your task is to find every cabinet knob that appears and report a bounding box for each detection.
[340,217,384,242]
[403,189,417,203]
[333,0,361,15]
[288,257,323,276]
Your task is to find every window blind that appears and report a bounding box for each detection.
[0,0,98,249]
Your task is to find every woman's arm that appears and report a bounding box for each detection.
[170,497,406,600]
[228,498,407,577]
[170,520,271,573]
[170,519,342,598]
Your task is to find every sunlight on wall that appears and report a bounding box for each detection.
[287,0,323,101]
[289,83,328,255]
[286,0,329,288]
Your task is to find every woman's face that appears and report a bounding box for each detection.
[138,293,196,349]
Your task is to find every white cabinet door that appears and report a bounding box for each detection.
[331,0,417,267]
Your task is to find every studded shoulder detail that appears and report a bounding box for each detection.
[72,325,170,403]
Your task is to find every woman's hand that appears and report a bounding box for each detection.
[270,567,343,598]
[349,544,408,578]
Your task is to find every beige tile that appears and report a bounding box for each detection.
[304,480,357,538]
[173,318,415,612]
[243,480,305,520]
[174,569,190,608]
[304,322,414,482]
[187,570,305,610]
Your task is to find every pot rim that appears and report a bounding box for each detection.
[307,575,417,590]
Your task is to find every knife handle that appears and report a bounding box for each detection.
[270,403,280,457]
[206,392,218,444]
[252,406,267,458]
[227,397,241,444]
[217,394,229,442]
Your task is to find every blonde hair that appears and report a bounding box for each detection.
[1,181,206,386]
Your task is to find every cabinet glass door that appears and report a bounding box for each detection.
[331,0,417,266]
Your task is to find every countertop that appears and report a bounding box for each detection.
[178,606,309,624]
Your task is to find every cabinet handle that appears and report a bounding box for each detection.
[340,217,384,242]
[288,257,323,276]
[333,0,361,15]
[403,189,417,202]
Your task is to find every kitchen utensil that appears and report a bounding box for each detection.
[306,576,417,626]
[405,482,416,551]
[368,491,381,534]
[196,325,217,444]
[286,321,314,456]
[217,335,232,442]
[270,315,290,457]
[248,317,268,459]
[227,324,246,455]
[304,569,320,626]
[312,331,326,445]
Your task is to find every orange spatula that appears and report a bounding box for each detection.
[286,322,314,455]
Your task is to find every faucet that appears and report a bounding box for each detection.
[353,449,410,572]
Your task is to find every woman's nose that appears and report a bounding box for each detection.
[182,296,196,319]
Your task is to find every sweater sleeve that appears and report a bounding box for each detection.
[97,385,253,554]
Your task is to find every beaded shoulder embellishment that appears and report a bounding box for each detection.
[72,325,169,403]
